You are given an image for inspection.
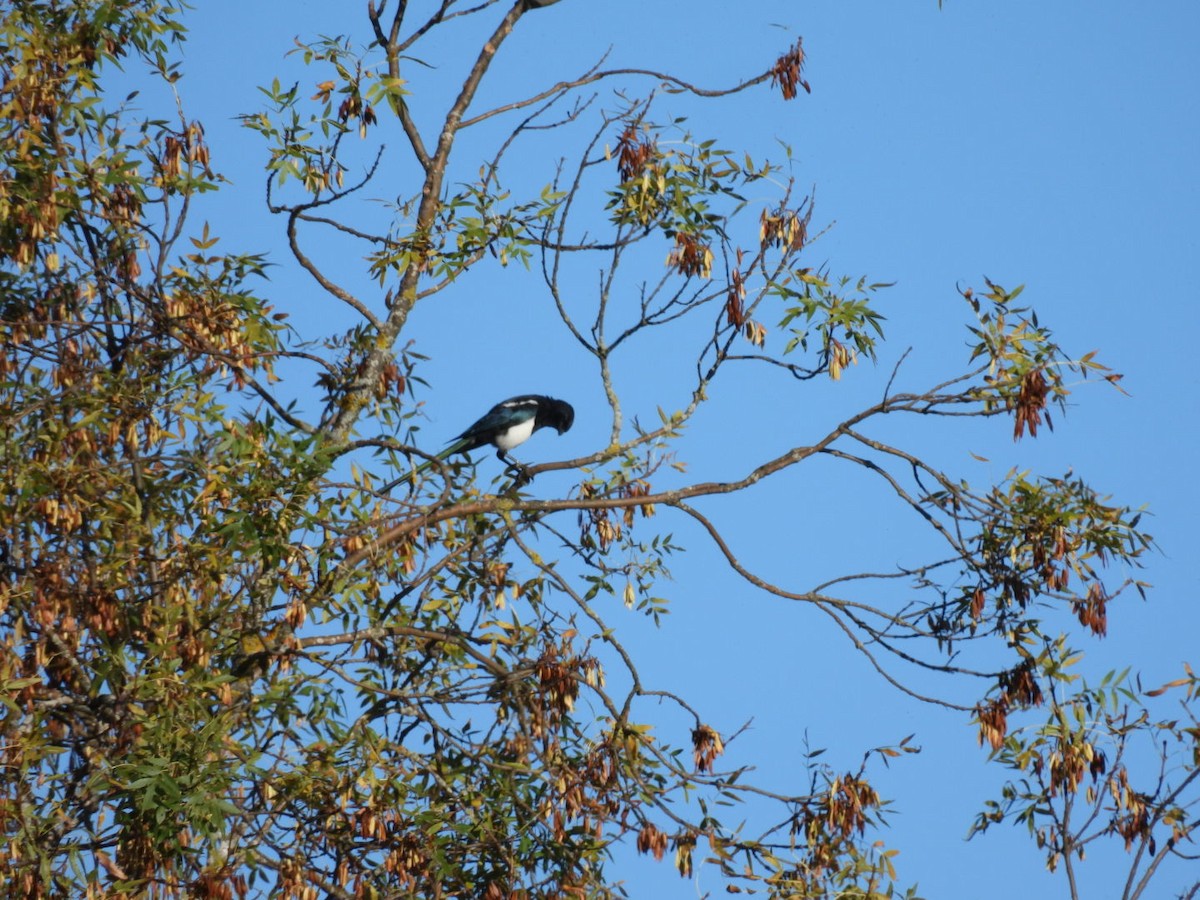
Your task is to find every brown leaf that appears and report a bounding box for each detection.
[770,39,811,100]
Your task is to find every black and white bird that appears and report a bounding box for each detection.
[381,394,574,491]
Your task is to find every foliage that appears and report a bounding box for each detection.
[1,2,1191,899]
[971,666,1199,900]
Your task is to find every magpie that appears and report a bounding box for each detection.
[381,394,574,491]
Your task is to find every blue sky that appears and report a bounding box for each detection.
[169,2,1198,895]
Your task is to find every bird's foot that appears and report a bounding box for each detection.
[505,462,533,488]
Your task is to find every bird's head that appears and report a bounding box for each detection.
[543,398,574,435]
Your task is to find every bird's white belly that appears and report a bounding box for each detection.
[494,417,536,450]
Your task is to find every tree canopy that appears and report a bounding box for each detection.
[1,2,1195,898]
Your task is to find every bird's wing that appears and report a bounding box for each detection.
[456,399,538,445]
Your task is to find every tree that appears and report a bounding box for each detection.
[1,2,1193,898]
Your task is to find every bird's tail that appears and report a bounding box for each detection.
[378,440,468,494]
